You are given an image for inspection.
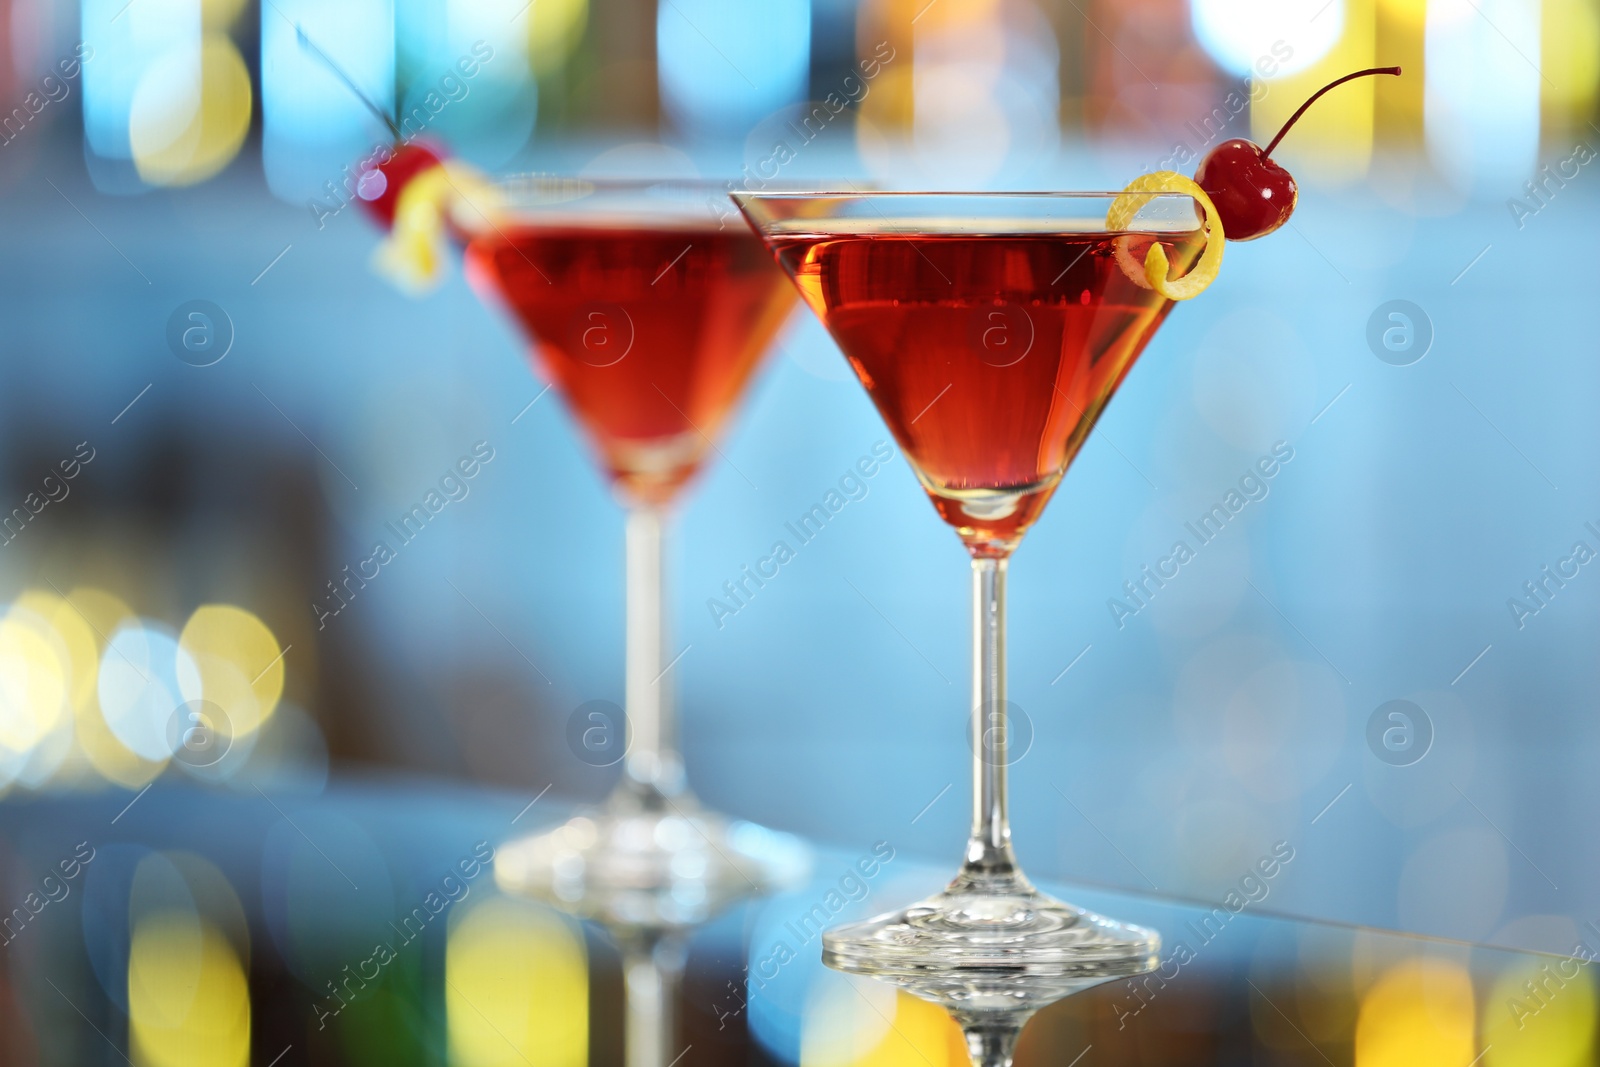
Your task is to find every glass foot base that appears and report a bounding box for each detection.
[494,796,809,930]
[823,883,1159,1012]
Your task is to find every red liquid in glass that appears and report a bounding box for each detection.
[466,223,796,506]
[769,230,1203,557]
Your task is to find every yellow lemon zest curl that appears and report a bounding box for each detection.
[373,160,504,295]
[1105,170,1224,301]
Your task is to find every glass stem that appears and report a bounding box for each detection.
[962,557,1024,884]
[624,506,683,803]
[958,1014,1024,1067]
[621,933,686,1067]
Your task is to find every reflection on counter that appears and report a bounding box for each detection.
[0,784,1593,1066]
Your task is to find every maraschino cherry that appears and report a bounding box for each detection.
[1195,66,1401,241]
[356,140,447,228]
[293,25,448,229]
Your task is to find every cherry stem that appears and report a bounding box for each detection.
[295,25,400,139]
[1261,66,1402,159]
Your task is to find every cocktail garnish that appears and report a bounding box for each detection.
[1195,66,1401,241]
[291,23,503,293]
[356,142,445,229]
[372,160,502,294]
[1106,170,1224,301]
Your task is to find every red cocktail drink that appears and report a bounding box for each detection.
[768,230,1201,555]
[468,222,794,506]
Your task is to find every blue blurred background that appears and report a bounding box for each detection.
[0,0,1597,992]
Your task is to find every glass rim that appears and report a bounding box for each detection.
[731,189,1204,236]
[732,189,1197,200]
[461,176,743,233]
[486,174,867,197]
[467,175,873,231]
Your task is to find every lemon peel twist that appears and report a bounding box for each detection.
[373,159,504,295]
[1105,170,1224,301]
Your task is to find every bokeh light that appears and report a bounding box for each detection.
[1248,0,1377,184]
[527,0,589,75]
[0,602,71,792]
[7,593,98,790]
[404,0,537,168]
[128,913,250,1067]
[905,0,1060,187]
[1483,958,1597,1067]
[1354,957,1476,1065]
[64,588,167,789]
[800,984,964,1066]
[127,852,251,1067]
[129,33,252,186]
[1541,0,1600,124]
[1377,0,1428,29]
[445,895,587,1067]
[657,0,810,140]
[1425,0,1541,190]
[83,0,200,167]
[178,604,285,740]
[0,590,295,789]
[201,0,249,29]
[81,0,251,188]
[1191,0,1344,77]
[98,622,199,763]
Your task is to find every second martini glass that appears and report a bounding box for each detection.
[736,190,1206,1026]
[462,178,808,929]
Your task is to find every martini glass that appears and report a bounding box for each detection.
[461,178,808,928]
[735,191,1204,1032]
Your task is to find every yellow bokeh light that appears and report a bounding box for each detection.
[802,988,966,1067]
[130,34,252,187]
[529,0,589,75]
[917,0,1000,30]
[1251,0,1378,184]
[179,604,284,739]
[1484,960,1597,1067]
[58,587,166,789]
[129,913,250,1067]
[1377,0,1428,29]
[0,605,69,762]
[1356,957,1477,1066]
[855,0,915,135]
[200,0,248,31]
[446,896,587,1067]
[13,591,96,712]
[1542,0,1600,118]
[5,593,98,789]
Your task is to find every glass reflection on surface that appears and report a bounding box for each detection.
[0,787,1595,1066]
[446,895,587,1066]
